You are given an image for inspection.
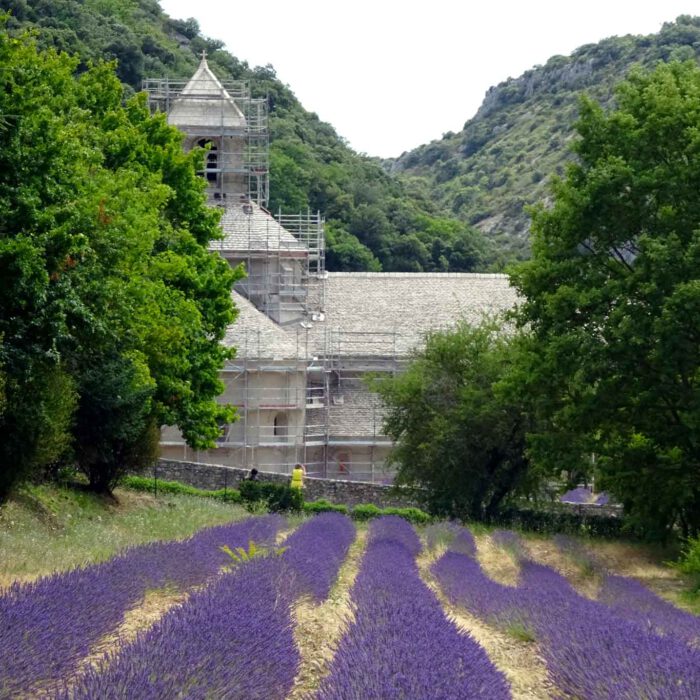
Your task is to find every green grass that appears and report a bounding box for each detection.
[0,483,249,585]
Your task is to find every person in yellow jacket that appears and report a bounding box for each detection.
[290,463,306,490]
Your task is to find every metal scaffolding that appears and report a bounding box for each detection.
[143,75,270,206]
[160,326,402,483]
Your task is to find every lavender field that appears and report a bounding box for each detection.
[2,513,699,699]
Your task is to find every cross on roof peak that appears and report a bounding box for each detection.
[201,50,207,61]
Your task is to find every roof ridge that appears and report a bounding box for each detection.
[326,272,511,279]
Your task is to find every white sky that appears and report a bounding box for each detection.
[159,0,699,158]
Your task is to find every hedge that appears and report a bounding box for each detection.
[121,475,241,503]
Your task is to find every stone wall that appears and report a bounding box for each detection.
[151,459,420,509]
[150,459,621,516]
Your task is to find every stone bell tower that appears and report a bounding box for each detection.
[143,52,269,206]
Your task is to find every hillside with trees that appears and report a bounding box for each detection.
[391,16,700,260]
[2,0,491,273]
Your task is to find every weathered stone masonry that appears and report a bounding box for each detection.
[151,459,421,509]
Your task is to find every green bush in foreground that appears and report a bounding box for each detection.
[351,503,431,525]
[238,480,303,513]
[303,500,350,515]
[121,475,241,504]
[122,475,431,521]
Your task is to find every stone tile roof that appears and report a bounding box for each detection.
[327,378,388,438]
[224,292,303,360]
[223,272,517,361]
[167,57,246,130]
[209,203,307,255]
[310,272,517,357]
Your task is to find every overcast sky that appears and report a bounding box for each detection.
[159,1,698,158]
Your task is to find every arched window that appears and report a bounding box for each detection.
[273,413,288,439]
[197,138,218,183]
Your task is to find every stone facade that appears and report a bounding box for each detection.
[151,459,420,509]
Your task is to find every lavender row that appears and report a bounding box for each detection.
[598,574,700,647]
[0,515,283,697]
[62,555,299,700]
[282,512,356,602]
[554,533,700,647]
[433,529,700,699]
[64,513,356,699]
[318,517,510,699]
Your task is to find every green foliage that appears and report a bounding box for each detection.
[0,28,239,496]
[492,506,630,539]
[379,506,431,525]
[374,320,533,521]
[121,475,242,503]
[505,621,537,643]
[511,61,700,540]
[350,503,431,524]
[220,540,287,569]
[238,480,303,512]
[0,481,247,580]
[395,17,700,261]
[350,503,383,521]
[677,537,700,592]
[302,499,349,515]
[6,1,496,273]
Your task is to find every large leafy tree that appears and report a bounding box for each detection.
[375,321,532,520]
[0,26,241,495]
[511,61,700,539]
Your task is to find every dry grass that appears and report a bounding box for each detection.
[417,544,555,700]
[520,535,695,612]
[522,538,601,600]
[288,527,367,700]
[585,539,694,611]
[474,533,521,586]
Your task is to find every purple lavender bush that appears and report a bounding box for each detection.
[0,515,283,697]
[433,548,700,698]
[318,518,510,699]
[424,522,477,557]
[598,574,700,647]
[367,513,422,556]
[62,555,299,700]
[282,512,356,602]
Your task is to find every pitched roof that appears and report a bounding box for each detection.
[224,292,303,360]
[209,203,307,255]
[310,272,518,357]
[167,56,246,131]
[222,272,518,361]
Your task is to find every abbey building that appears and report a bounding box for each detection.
[147,57,516,483]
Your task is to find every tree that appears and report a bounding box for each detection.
[374,320,532,520]
[511,61,700,539]
[0,27,240,496]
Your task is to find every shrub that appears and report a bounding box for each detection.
[351,504,383,521]
[120,475,241,504]
[678,536,700,592]
[491,506,632,539]
[239,480,302,512]
[303,500,349,515]
[351,503,431,524]
[382,506,431,525]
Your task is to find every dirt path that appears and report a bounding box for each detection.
[288,528,367,700]
[417,542,555,700]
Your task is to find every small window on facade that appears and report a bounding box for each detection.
[273,413,288,438]
[197,138,218,183]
